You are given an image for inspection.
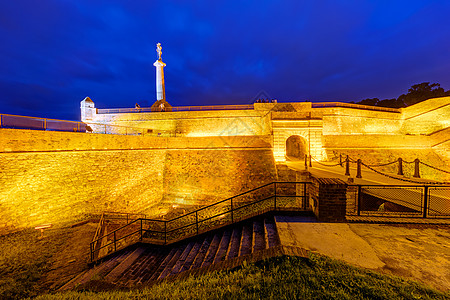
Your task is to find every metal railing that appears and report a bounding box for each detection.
[313,154,450,184]
[90,182,310,262]
[0,113,87,132]
[346,185,450,218]
[97,104,254,114]
[0,113,175,137]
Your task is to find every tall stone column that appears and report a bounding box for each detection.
[153,43,166,101]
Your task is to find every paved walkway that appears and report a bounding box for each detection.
[275,215,450,292]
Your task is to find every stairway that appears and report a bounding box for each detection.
[61,216,280,290]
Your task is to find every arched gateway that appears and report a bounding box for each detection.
[286,135,307,160]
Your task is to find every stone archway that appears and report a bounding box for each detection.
[286,135,307,160]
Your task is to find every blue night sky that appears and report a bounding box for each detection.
[1,0,449,121]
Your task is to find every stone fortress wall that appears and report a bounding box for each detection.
[90,108,273,137]
[83,97,450,166]
[1,96,449,233]
[0,130,276,232]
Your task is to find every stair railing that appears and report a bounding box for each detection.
[90,181,310,263]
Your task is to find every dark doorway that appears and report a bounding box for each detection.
[286,135,307,160]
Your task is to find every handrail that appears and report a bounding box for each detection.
[168,181,276,223]
[92,212,104,243]
[90,181,310,262]
[97,104,254,114]
[0,113,175,137]
[0,113,86,132]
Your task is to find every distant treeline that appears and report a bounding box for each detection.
[352,82,450,108]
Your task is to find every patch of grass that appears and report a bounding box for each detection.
[0,227,70,299]
[33,254,449,300]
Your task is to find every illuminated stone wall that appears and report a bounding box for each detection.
[400,97,450,135]
[0,129,276,233]
[322,108,402,136]
[90,109,272,137]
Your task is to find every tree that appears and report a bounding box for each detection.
[397,82,447,106]
[358,98,379,106]
[376,98,404,108]
[355,82,450,108]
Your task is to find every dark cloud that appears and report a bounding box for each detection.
[1,0,450,120]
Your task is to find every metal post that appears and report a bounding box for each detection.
[104,125,107,134]
[274,182,277,210]
[356,159,362,178]
[413,159,420,178]
[397,158,404,176]
[164,222,167,245]
[339,154,342,166]
[423,186,429,218]
[303,182,307,209]
[304,155,308,170]
[196,211,199,235]
[44,119,47,130]
[357,185,362,216]
[309,155,312,167]
[345,156,350,176]
[114,231,116,252]
[230,198,234,223]
[90,242,93,262]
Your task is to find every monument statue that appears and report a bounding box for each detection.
[156,42,162,60]
[154,43,166,101]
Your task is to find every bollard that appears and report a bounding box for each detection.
[397,158,404,176]
[413,158,420,178]
[339,154,343,166]
[356,159,362,178]
[309,155,312,167]
[304,155,308,169]
[345,155,350,176]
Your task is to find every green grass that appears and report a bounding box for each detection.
[0,228,69,299]
[33,254,449,300]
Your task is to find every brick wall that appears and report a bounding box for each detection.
[309,177,347,222]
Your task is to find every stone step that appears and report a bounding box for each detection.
[138,251,166,283]
[226,226,242,260]
[74,216,282,289]
[149,247,178,281]
[200,233,222,268]
[170,242,195,276]
[253,220,266,252]
[239,223,253,256]
[157,245,185,280]
[115,247,161,284]
[62,249,131,289]
[179,240,203,273]
[104,247,146,281]
[264,218,279,248]
[189,235,213,270]
[213,229,232,264]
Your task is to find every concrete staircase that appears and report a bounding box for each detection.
[61,216,280,290]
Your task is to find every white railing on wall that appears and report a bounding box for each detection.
[0,113,175,137]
